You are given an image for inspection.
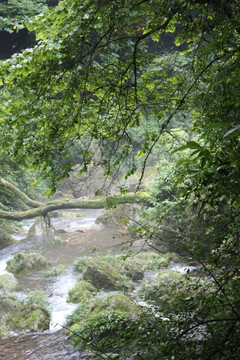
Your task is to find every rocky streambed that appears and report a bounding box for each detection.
[0,209,200,359]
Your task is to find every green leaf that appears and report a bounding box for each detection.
[203,123,226,131]
[172,141,202,154]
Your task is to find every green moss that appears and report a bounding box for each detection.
[67,279,97,303]
[0,228,17,250]
[6,252,51,275]
[82,258,133,291]
[67,293,139,327]
[74,252,180,275]
[90,293,139,317]
[164,252,181,263]
[1,223,25,236]
[8,307,50,331]
[0,294,50,334]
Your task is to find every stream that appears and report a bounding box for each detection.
[0,209,147,359]
[0,209,195,359]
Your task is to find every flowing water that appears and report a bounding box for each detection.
[0,209,196,359]
[0,209,146,360]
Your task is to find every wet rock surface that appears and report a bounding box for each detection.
[0,228,17,250]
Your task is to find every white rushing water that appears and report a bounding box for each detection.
[48,271,79,331]
[168,263,199,274]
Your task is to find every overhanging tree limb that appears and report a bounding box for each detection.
[0,178,150,220]
[0,178,43,208]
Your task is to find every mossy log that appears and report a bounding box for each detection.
[0,178,150,221]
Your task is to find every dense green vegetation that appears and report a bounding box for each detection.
[0,0,240,359]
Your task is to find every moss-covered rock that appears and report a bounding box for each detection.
[67,293,139,326]
[0,296,20,336]
[122,262,144,281]
[138,270,184,306]
[0,294,50,336]
[89,293,139,317]
[82,259,133,291]
[74,252,181,283]
[0,274,17,294]
[68,293,141,351]
[7,307,49,332]
[67,279,97,303]
[6,252,51,276]
[70,310,137,351]
[0,228,17,250]
[138,270,214,311]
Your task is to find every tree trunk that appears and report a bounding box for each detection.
[0,178,150,221]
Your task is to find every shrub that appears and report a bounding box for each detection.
[138,270,215,312]
[0,274,17,294]
[43,264,67,278]
[73,252,181,278]
[24,290,52,316]
[66,293,139,326]
[53,235,65,244]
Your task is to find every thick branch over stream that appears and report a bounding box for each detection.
[0,178,42,208]
[0,178,149,220]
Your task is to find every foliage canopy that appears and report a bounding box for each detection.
[0,0,239,193]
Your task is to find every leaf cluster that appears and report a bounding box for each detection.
[0,0,48,32]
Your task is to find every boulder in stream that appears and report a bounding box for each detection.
[74,252,182,291]
[122,262,144,281]
[28,216,52,237]
[82,258,133,291]
[0,228,17,250]
[6,252,51,276]
[68,293,141,351]
[67,279,97,303]
[0,295,50,336]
